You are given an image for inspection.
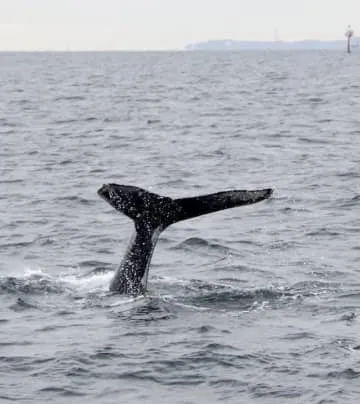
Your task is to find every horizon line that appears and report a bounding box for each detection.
[0,49,352,53]
[0,38,355,53]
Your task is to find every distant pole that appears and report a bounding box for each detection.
[345,25,354,53]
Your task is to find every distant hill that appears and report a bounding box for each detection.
[185,39,360,51]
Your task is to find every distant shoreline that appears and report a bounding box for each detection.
[0,40,359,53]
[185,39,360,51]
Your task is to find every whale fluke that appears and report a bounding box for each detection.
[98,184,272,295]
[173,188,273,223]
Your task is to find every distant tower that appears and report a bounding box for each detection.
[345,25,354,53]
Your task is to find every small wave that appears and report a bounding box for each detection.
[339,194,360,208]
[9,297,37,312]
[0,240,34,249]
[189,287,288,311]
[279,206,311,214]
[156,179,188,188]
[190,325,218,333]
[0,129,16,135]
[290,280,339,295]
[61,265,115,295]
[89,168,106,174]
[0,264,109,299]
[269,240,301,250]
[77,260,112,269]
[340,312,356,322]
[306,228,340,237]
[298,137,329,144]
[0,394,19,401]
[103,117,123,123]
[54,95,85,102]
[108,294,146,309]
[160,297,210,312]
[349,129,360,135]
[211,263,252,273]
[327,368,360,380]
[38,387,85,397]
[281,331,316,341]
[51,119,78,125]
[153,276,293,312]
[337,291,360,300]
[54,195,95,206]
[135,97,161,103]
[249,383,303,399]
[266,72,288,81]
[308,97,326,103]
[173,237,234,256]
[0,178,25,184]
[317,118,333,123]
[0,340,33,347]
[1,120,20,128]
[337,171,360,179]
[59,159,73,165]
[0,272,66,295]
[17,98,30,104]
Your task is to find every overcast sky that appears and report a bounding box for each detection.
[0,0,358,50]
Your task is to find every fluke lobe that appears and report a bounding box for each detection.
[98,183,272,295]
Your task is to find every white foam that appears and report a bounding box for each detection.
[5,263,114,294]
[109,294,146,308]
[152,275,192,286]
[61,270,113,292]
[161,295,210,311]
[23,267,46,277]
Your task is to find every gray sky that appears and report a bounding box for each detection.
[0,0,358,50]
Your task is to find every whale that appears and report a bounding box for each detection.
[98,184,273,295]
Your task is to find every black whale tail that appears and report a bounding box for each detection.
[173,188,273,223]
[97,184,272,231]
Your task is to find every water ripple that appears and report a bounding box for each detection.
[1,50,360,404]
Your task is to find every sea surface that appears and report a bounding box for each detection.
[0,50,359,403]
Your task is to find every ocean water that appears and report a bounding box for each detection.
[0,50,359,403]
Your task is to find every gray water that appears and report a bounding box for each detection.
[0,51,359,403]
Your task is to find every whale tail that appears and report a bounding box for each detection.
[97,184,272,231]
[98,183,273,295]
